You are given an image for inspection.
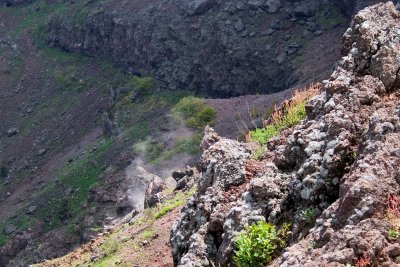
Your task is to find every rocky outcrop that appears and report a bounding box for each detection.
[47,0,352,96]
[171,2,400,266]
[0,0,34,6]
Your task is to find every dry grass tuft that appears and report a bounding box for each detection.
[247,83,321,145]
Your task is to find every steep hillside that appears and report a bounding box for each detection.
[46,0,351,96]
[171,2,400,266]
[0,0,392,266]
[34,2,400,267]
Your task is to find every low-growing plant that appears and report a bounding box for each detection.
[141,228,156,239]
[248,83,320,145]
[172,96,217,129]
[389,228,400,239]
[154,187,196,219]
[386,194,400,241]
[100,238,119,257]
[234,221,290,267]
[127,76,155,93]
[300,208,317,224]
[252,146,267,161]
[355,254,371,267]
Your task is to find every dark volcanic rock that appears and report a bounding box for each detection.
[171,2,400,266]
[46,0,353,96]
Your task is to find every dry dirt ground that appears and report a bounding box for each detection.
[38,198,183,267]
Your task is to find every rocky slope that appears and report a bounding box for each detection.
[171,2,400,266]
[47,0,352,96]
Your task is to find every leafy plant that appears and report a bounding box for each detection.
[154,188,196,219]
[234,221,290,267]
[389,228,400,239]
[141,228,156,239]
[127,76,155,94]
[249,83,320,145]
[252,146,267,161]
[100,238,119,257]
[172,96,216,129]
[300,208,317,224]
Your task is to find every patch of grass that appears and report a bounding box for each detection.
[53,67,86,92]
[141,228,156,239]
[234,222,291,267]
[154,188,196,219]
[249,83,320,145]
[316,3,348,29]
[149,133,203,165]
[93,255,124,267]
[389,228,400,239]
[252,146,267,161]
[100,238,119,257]
[127,76,155,93]
[0,224,7,246]
[35,138,113,231]
[172,96,216,129]
[300,208,317,224]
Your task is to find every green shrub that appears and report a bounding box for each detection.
[389,228,400,239]
[127,76,155,93]
[300,208,317,224]
[100,238,119,257]
[249,84,320,145]
[234,221,290,267]
[172,96,216,129]
[252,146,267,161]
[141,228,156,239]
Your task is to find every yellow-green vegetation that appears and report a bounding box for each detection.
[172,96,217,129]
[100,237,120,257]
[252,146,267,161]
[250,84,320,145]
[389,228,400,239]
[36,187,196,266]
[300,208,317,224]
[154,187,196,219]
[234,221,291,267]
[137,133,203,164]
[141,228,157,239]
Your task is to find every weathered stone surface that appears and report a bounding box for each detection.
[144,175,165,208]
[46,0,356,96]
[171,3,400,266]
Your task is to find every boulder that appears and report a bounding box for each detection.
[6,128,19,137]
[4,225,17,235]
[266,0,282,13]
[144,175,165,208]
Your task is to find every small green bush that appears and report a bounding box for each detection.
[234,221,290,267]
[300,208,317,224]
[100,238,119,257]
[127,76,155,93]
[172,96,216,129]
[250,84,319,145]
[389,228,400,239]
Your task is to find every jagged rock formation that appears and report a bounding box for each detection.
[46,0,353,96]
[171,2,400,266]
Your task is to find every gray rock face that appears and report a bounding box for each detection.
[144,175,165,208]
[4,224,16,235]
[6,128,19,137]
[171,2,400,266]
[46,0,353,96]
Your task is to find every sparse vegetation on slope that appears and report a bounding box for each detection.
[36,187,196,266]
[249,83,320,145]
[234,221,291,267]
[172,96,217,129]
